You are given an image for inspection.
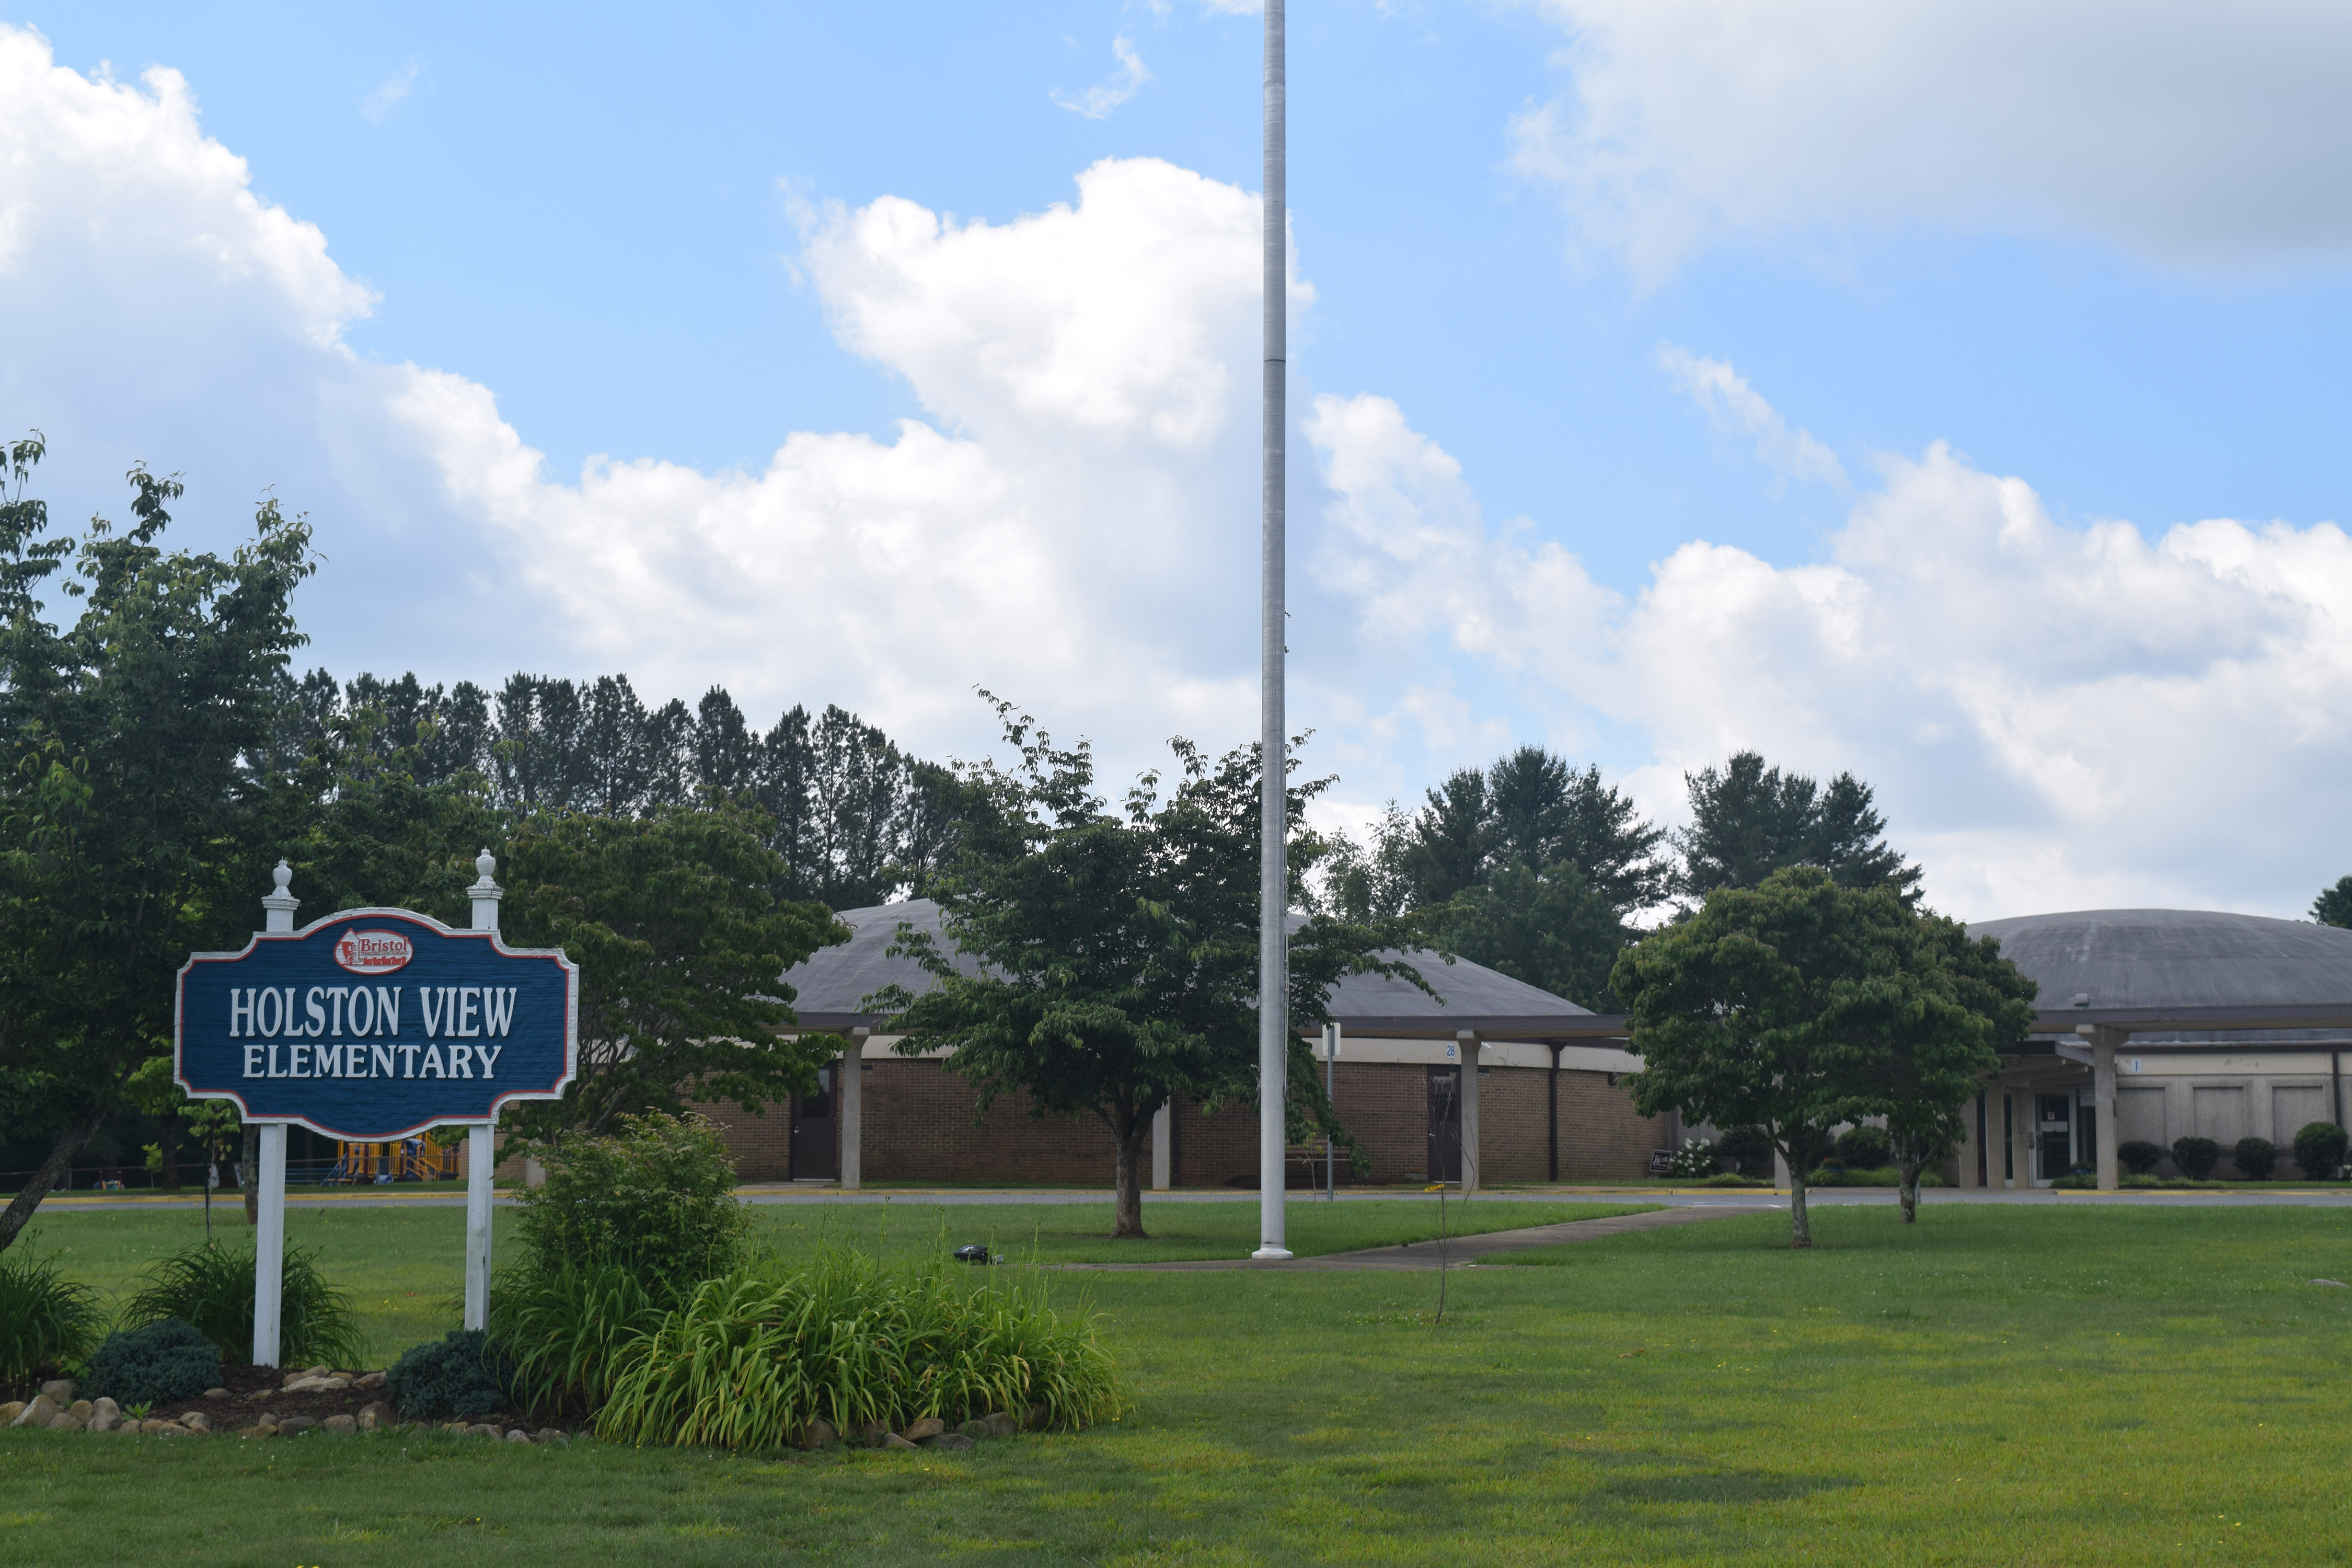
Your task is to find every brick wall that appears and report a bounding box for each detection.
[693,1056,1674,1187]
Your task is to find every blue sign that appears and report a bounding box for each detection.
[176,908,578,1140]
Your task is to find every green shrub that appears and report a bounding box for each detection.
[1699,1172,1769,1188]
[510,1112,748,1294]
[385,1329,516,1420]
[2293,1121,2349,1180]
[121,1240,364,1368]
[490,1254,671,1417]
[1805,1166,1900,1187]
[2171,1136,2222,1181]
[1834,1125,1893,1169]
[1666,1138,1717,1179]
[2117,1139,2165,1176]
[2051,1173,2097,1189]
[1714,1126,1774,1179]
[597,1249,1127,1450]
[86,1318,221,1408]
[2232,1136,2277,1180]
[2120,1172,2160,1189]
[0,1242,105,1381]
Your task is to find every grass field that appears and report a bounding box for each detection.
[6,1201,2352,1564]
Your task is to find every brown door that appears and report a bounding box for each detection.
[790,1064,837,1180]
[1427,1066,1462,1183]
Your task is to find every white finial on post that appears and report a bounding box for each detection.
[262,860,299,935]
[468,848,503,934]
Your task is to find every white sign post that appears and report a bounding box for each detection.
[253,861,299,1367]
[464,851,502,1332]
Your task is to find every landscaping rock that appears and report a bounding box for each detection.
[957,1419,991,1442]
[922,1433,975,1451]
[0,1402,21,1424]
[793,1418,838,1450]
[882,1432,919,1450]
[39,1378,76,1403]
[2313,1278,2348,1287]
[356,1402,393,1432]
[180,1411,211,1433]
[533,1428,569,1445]
[66,1400,92,1422]
[11,1396,59,1428]
[849,1419,890,1447]
[48,1413,85,1431]
[237,1425,273,1438]
[281,1374,351,1394]
[87,1399,121,1433]
[464,1423,500,1439]
[982,1411,1019,1438]
[204,1387,230,1400]
[507,1428,532,1443]
[276,1416,319,1437]
[323,1415,356,1434]
[355,1371,387,1388]
[140,1419,174,1435]
[903,1417,946,1442]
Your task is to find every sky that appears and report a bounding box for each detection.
[5,2,2352,921]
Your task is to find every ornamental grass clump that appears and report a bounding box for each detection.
[121,1239,364,1368]
[0,1243,105,1381]
[491,1254,672,1418]
[596,1249,1126,1451]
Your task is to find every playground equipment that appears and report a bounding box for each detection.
[325,1137,458,1184]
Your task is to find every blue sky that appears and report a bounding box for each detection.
[8,3,2352,919]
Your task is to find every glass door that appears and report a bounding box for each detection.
[2035,1094,2072,1185]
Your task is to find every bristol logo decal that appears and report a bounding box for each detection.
[333,929,415,974]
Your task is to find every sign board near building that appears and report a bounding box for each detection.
[176,907,578,1138]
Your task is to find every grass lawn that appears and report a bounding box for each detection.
[7,1202,2352,1564]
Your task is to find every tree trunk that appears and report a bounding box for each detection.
[158,1110,182,1192]
[1787,1166,1813,1249]
[242,1123,260,1225]
[1111,1112,1149,1239]
[1897,1161,1922,1224]
[0,1110,106,1253]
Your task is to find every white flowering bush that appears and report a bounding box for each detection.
[1667,1138,1717,1179]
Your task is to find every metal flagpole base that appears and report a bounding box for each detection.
[1250,1245,1294,1260]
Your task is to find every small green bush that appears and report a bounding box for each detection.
[2117,1139,2165,1176]
[86,1318,221,1408]
[510,1112,748,1294]
[598,1249,1127,1450]
[1805,1166,1900,1187]
[491,1255,671,1417]
[1834,1125,1893,1169]
[1699,1172,1770,1189]
[2120,1172,2161,1189]
[2051,1173,2097,1189]
[1714,1126,1774,1179]
[121,1240,364,1368]
[0,1242,105,1381]
[2232,1136,2278,1180]
[2171,1136,2222,1181]
[2293,1121,2349,1180]
[385,1329,516,1421]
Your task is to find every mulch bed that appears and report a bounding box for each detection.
[4,1363,541,1435]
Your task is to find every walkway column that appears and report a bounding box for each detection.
[1457,1031,1482,1195]
[1151,1102,1172,1191]
[2090,1024,2122,1192]
[253,861,299,1367]
[464,850,502,1332]
[839,1027,868,1190]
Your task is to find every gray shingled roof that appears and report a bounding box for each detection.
[782,898,1597,1039]
[1969,908,2352,1041]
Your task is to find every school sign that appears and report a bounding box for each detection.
[173,854,577,1365]
[176,908,578,1139]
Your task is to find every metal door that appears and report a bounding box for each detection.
[1427,1066,1462,1183]
[790,1064,837,1180]
[2035,1093,2072,1183]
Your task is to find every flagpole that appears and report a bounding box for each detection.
[1253,0,1293,1261]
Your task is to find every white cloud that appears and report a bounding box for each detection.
[1051,36,1151,120]
[1512,0,2352,276]
[1311,365,2352,920]
[360,57,421,123]
[1656,344,1845,490]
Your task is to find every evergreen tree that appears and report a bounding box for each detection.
[1672,751,1921,905]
